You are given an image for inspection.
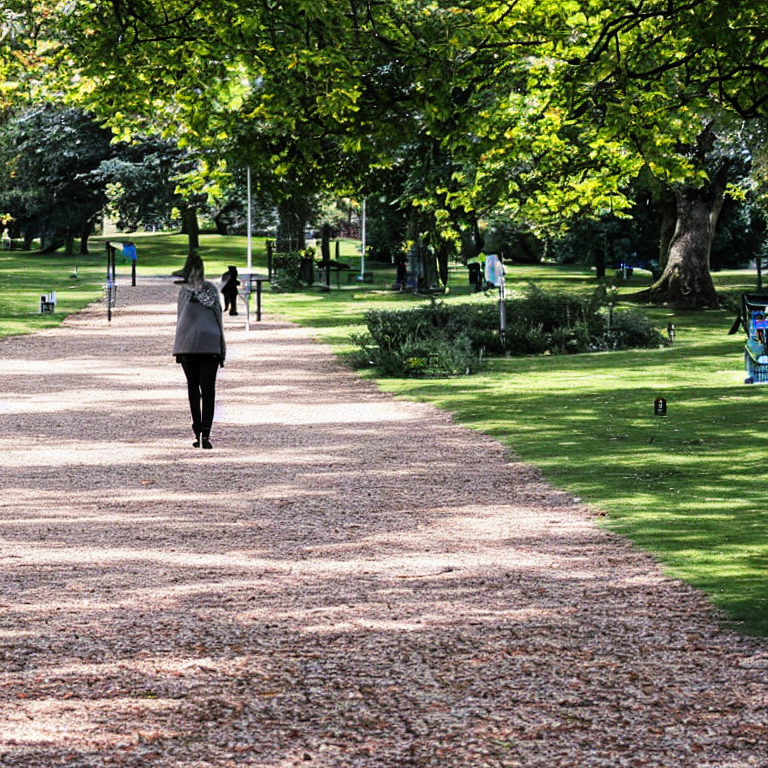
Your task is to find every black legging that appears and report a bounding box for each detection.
[181,355,220,434]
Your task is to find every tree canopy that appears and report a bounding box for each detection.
[2,0,767,304]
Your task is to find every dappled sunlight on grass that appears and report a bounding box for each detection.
[350,295,768,634]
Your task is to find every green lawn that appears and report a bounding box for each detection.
[0,249,105,335]
[0,233,270,336]
[2,234,765,635]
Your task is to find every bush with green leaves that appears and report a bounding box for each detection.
[350,300,487,377]
[600,307,670,351]
[270,251,307,292]
[350,285,669,377]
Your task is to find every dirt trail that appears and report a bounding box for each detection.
[0,278,765,767]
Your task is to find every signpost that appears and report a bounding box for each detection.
[485,254,506,348]
[105,241,117,321]
[104,241,137,321]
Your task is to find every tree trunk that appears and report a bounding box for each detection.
[40,239,65,254]
[658,199,677,272]
[471,215,484,257]
[180,205,199,251]
[436,241,451,287]
[420,243,439,289]
[276,197,308,253]
[594,229,606,279]
[213,201,239,235]
[80,222,91,256]
[642,187,722,308]
[320,223,331,262]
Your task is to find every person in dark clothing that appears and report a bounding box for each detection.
[172,251,226,449]
[395,256,407,290]
[220,265,240,315]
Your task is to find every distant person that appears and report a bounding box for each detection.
[220,265,240,316]
[395,255,407,290]
[173,251,226,449]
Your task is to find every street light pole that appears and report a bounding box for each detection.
[247,166,252,273]
[358,197,366,281]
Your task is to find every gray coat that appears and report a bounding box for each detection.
[172,282,226,363]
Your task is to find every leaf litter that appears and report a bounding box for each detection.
[0,278,765,768]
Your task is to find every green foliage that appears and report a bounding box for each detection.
[94,136,186,232]
[12,0,768,309]
[351,328,482,378]
[711,197,768,270]
[270,252,307,293]
[0,106,115,251]
[350,300,488,377]
[603,308,670,351]
[351,285,669,377]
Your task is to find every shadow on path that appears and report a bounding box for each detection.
[0,279,765,767]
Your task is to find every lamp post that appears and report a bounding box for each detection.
[246,166,252,273]
[358,197,366,281]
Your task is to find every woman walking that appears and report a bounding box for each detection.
[172,251,226,449]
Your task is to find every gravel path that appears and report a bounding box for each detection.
[0,278,765,768]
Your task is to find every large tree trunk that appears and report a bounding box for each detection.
[639,184,725,308]
[658,198,677,272]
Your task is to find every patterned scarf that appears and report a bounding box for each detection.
[186,282,219,308]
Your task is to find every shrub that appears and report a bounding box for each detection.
[270,252,306,293]
[600,308,669,351]
[349,286,669,377]
[350,300,487,377]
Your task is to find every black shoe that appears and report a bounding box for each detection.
[202,437,213,449]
